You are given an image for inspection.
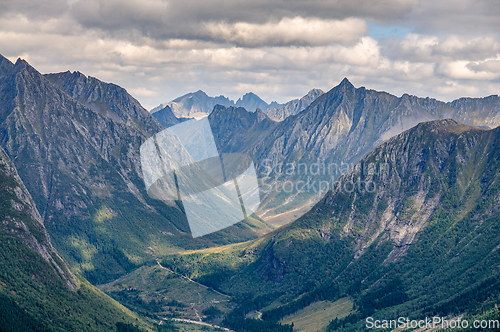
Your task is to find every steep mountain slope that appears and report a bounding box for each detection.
[0,145,78,291]
[211,78,500,225]
[209,106,278,153]
[162,120,500,331]
[149,104,188,128]
[0,55,266,284]
[266,88,324,121]
[44,71,163,136]
[0,146,149,332]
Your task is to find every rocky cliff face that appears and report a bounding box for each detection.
[265,88,324,121]
[0,145,78,290]
[321,119,491,262]
[209,105,278,153]
[44,71,163,136]
[150,104,188,128]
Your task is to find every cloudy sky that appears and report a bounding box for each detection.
[1,0,499,109]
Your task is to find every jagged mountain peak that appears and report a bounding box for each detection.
[192,89,209,96]
[11,57,39,77]
[0,54,14,76]
[330,77,356,95]
[163,89,272,117]
[12,58,45,80]
[172,89,210,102]
[307,88,324,96]
[45,69,163,134]
[14,57,28,66]
[235,92,269,111]
[238,92,259,99]
[339,77,352,86]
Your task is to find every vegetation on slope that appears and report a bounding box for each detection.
[159,120,500,331]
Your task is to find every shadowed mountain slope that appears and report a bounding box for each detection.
[0,145,150,331]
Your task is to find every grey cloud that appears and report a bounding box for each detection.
[433,37,500,61]
[69,0,414,46]
[0,0,68,19]
[468,60,500,75]
[407,0,500,37]
[67,0,499,49]
[381,35,500,63]
[71,0,169,30]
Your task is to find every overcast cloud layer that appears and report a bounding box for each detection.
[1,0,499,109]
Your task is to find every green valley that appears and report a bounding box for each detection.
[157,120,500,331]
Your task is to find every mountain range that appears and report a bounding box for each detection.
[0,55,271,285]
[208,78,500,225]
[151,90,269,118]
[150,89,325,121]
[161,119,500,331]
[2,53,500,331]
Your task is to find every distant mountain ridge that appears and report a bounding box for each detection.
[152,89,325,121]
[151,89,280,118]
[266,88,324,121]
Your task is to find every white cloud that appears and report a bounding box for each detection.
[128,87,158,97]
[436,61,500,80]
[203,17,367,47]
[436,81,481,96]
